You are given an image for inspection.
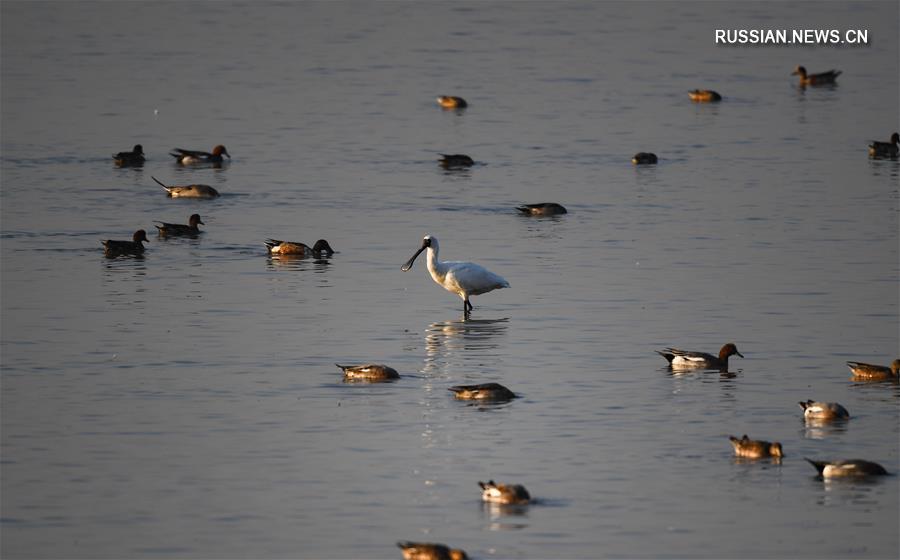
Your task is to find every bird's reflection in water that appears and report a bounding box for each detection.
[481,501,530,531]
[800,416,850,440]
[266,254,333,274]
[422,317,509,377]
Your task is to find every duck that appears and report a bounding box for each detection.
[515,203,568,216]
[102,229,149,257]
[805,458,888,478]
[436,96,467,109]
[112,144,145,167]
[169,145,230,164]
[448,382,516,402]
[688,89,722,102]
[846,359,900,381]
[152,176,220,199]
[655,343,744,370]
[335,363,399,381]
[401,235,509,316]
[265,239,335,257]
[792,65,841,86]
[728,435,784,459]
[439,154,474,168]
[798,400,849,421]
[478,480,531,505]
[631,152,658,164]
[397,541,468,560]
[868,132,899,159]
[155,214,204,236]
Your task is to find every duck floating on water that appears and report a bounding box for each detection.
[265,239,335,257]
[170,145,230,165]
[688,90,722,102]
[102,229,149,257]
[792,65,841,86]
[728,435,784,459]
[436,96,467,109]
[631,152,658,164]
[439,154,475,168]
[448,382,516,402]
[656,343,743,370]
[798,400,849,421]
[335,363,399,382]
[153,176,220,199]
[846,359,900,381]
[515,203,567,216]
[478,480,531,504]
[155,214,204,236]
[868,132,899,159]
[805,458,888,478]
[113,144,145,167]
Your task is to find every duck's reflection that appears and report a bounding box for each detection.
[800,416,850,440]
[481,501,530,531]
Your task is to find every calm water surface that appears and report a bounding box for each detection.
[2,2,898,559]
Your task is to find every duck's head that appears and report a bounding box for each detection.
[769,442,784,458]
[890,133,900,145]
[133,144,144,154]
[791,65,807,77]
[312,239,335,255]
[212,145,230,158]
[133,229,149,243]
[188,214,204,227]
[891,359,900,375]
[720,343,744,359]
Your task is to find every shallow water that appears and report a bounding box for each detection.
[1,1,898,559]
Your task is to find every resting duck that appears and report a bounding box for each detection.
[113,144,145,167]
[631,152,658,164]
[792,65,841,86]
[397,541,468,560]
[846,359,900,381]
[153,176,220,199]
[805,459,888,478]
[436,96,467,109]
[439,154,475,168]
[688,90,722,102]
[516,203,567,216]
[868,132,899,158]
[155,214,204,236]
[169,144,230,165]
[798,400,849,421]
[448,382,516,402]
[479,480,531,505]
[265,239,334,256]
[656,343,743,370]
[102,229,149,257]
[335,363,399,381]
[728,435,784,459]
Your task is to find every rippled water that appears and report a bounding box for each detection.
[2,2,898,559]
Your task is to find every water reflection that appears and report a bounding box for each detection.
[800,417,850,440]
[423,317,509,376]
[265,254,334,273]
[481,501,530,531]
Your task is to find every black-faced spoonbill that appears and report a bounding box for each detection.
[401,235,509,317]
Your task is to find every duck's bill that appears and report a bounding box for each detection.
[401,246,425,271]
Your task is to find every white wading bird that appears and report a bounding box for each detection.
[401,234,509,316]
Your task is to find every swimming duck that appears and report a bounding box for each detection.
[265,239,334,257]
[436,96,467,109]
[155,214,204,236]
[102,229,149,257]
[805,458,888,478]
[439,154,475,168]
[792,65,841,86]
[478,480,531,505]
[688,90,722,102]
[448,382,516,402]
[152,176,220,199]
[728,435,784,459]
[113,144,145,167]
[335,363,399,381]
[631,152,658,164]
[515,203,568,216]
[656,343,744,370]
[169,145,230,165]
[868,132,899,159]
[846,359,900,381]
[798,400,849,421]
[397,541,468,560]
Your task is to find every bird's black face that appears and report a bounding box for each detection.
[401,237,430,271]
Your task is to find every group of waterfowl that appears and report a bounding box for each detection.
[105,81,896,559]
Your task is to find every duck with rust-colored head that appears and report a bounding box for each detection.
[155,214,204,236]
[436,96,467,109]
[102,229,149,257]
[728,435,784,459]
[847,359,900,381]
[656,343,743,371]
[170,144,230,165]
[792,65,841,86]
[113,144,145,167]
